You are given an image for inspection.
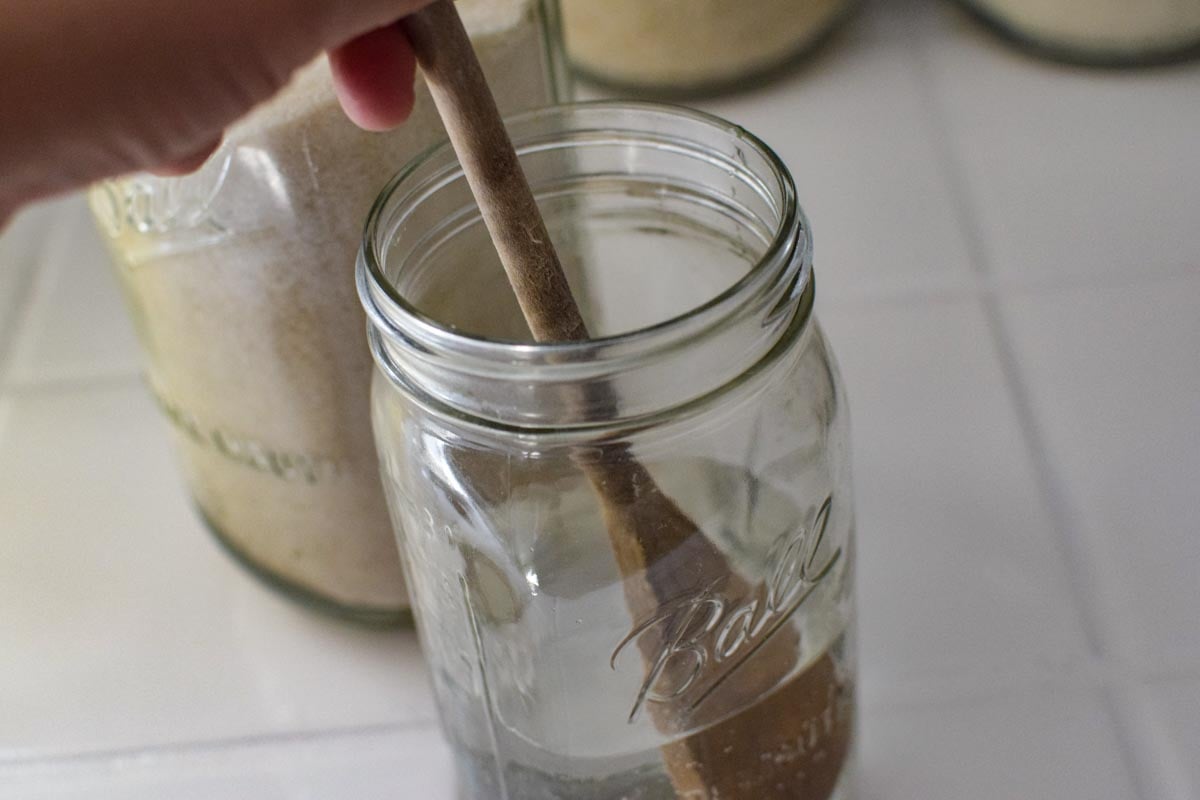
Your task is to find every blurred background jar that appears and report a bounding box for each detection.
[957,0,1200,65]
[87,0,569,624]
[361,103,857,799]
[560,0,860,96]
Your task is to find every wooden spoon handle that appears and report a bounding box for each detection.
[400,1,588,343]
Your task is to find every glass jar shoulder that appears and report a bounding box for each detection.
[369,301,852,588]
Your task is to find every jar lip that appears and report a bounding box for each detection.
[359,100,807,363]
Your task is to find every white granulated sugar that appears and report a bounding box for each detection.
[92,0,556,612]
[459,0,531,35]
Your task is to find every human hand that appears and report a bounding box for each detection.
[0,0,435,223]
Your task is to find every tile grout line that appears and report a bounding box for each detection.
[1,366,145,397]
[900,6,1105,663]
[818,259,1200,317]
[901,17,1162,800]
[0,718,441,775]
[977,305,1169,800]
[864,659,1110,714]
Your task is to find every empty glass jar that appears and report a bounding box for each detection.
[87,0,568,623]
[958,0,1200,65]
[360,103,857,798]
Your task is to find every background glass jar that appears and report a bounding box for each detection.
[956,0,1200,65]
[560,0,859,96]
[360,103,857,798]
[87,0,568,623]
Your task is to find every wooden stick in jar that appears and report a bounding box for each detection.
[401,4,851,797]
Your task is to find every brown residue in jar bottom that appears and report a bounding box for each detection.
[662,652,854,800]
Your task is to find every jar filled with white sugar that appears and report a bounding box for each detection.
[560,0,859,95]
[88,0,569,624]
[958,0,1200,65]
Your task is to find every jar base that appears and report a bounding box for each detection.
[196,505,413,628]
[449,743,859,800]
[953,0,1200,68]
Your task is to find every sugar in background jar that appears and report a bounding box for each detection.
[561,0,860,96]
[87,0,568,623]
[957,0,1200,65]
[360,103,857,798]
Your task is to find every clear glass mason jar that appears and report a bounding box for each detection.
[560,0,860,96]
[86,0,568,624]
[956,0,1200,65]
[360,103,857,798]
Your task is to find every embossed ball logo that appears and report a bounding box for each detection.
[611,496,840,723]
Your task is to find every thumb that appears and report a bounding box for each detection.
[330,23,420,132]
[315,0,443,132]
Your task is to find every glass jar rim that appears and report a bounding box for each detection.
[357,101,808,364]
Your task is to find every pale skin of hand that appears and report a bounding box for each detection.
[0,0,436,226]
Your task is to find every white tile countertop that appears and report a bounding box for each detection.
[2,0,1199,797]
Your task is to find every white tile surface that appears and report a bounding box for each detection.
[1000,274,1200,674]
[819,298,1091,707]
[0,198,61,291]
[0,725,454,800]
[696,1,978,305]
[0,198,71,370]
[2,197,141,387]
[919,2,1200,287]
[860,685,1139,800]
[4,0,1198,795]
[0,380,435,758]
